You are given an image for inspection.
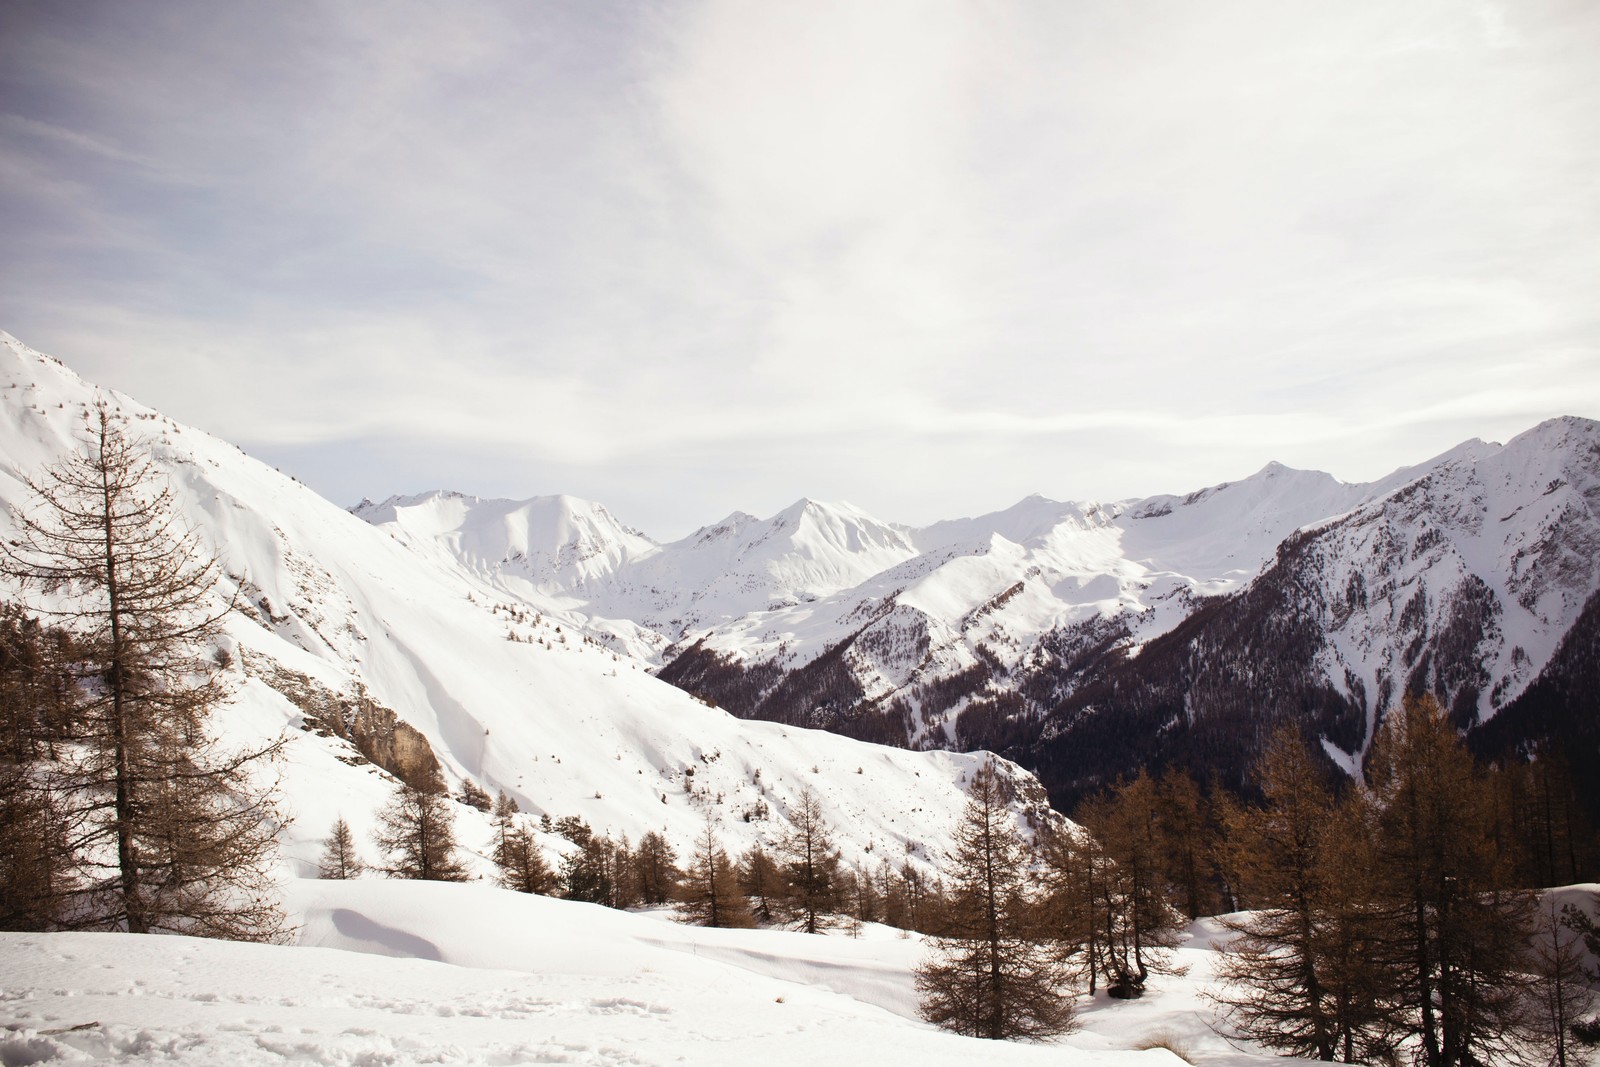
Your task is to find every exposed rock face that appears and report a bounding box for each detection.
[242,651,442,791]
[348,699,442,792]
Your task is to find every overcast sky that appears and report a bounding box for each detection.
[2,1,1597,538]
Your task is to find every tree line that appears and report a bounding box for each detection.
[334,774,950,937]
[913,696,1600,1066]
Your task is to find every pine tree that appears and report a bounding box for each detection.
[374,769,468,881]
[1529,896,1592,1067]
[1559,898,1600,1046]
[738,843,781,924]
[632,831,681,906]
[490,790,518,861]
[555,818,619,905]
[678,815,752,928]
[318,816,365,879]
[1211,727,1400,1062]
[1075,771,1182,997]
[1042,823,1112,996]
[916,759,1076,1040]
[1154,766,1218,920]
[1367,694,1536,1067]
[457,778,492,812]
[494,826,555,894]
[490,791,553,895]
[844,863,880,931]
[1309,791,1407,1064]
[2,402,286,940]
[0,763,75,929]
[777,789,840,933]
[0,604,75,764]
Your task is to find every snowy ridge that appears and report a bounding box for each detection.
[0,332,1056,880]
[343,387,1600,784]
[1285,415,1600,731]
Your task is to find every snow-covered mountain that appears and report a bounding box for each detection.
[348,407,1600,809]
[0,331,1056,878]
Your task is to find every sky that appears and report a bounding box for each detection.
[1,0,1597,539]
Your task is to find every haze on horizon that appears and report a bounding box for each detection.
[1,0,1597,539]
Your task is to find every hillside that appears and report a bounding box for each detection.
[0,331,1055,879]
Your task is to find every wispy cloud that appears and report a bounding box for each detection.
[0,0,1595,535]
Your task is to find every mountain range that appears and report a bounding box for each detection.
[351,413,1600,809]
[4,328,1594,835]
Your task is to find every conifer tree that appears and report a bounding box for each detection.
[1076,771,1182,996]
[678,816,751,928]
[916,760,1076,1040]
[0,604,75,764]
[1211,727,1400,1062]
[490,790,518,860]
[1530,896,1592,1067]
[738,843,781,924]
[875,859,909,931]
[374,769,468,881]
[3,402,286,941]
[1307,790,1406,1064]
[1041,824,1111,995]
[777,789,840,933]
[1366,694,1536,1067]
[318,816,364,880]
[844,863,880,931]
[632,831,681,906]
[1154,766,1218,920]
[609,832,642,908]
[556,818,619,904]
[497,828,554,894]
[0,764,74,929]
[490,794,553,894]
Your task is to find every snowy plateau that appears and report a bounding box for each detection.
[1,328,1596,1065]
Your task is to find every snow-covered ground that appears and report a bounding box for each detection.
[0,880,1261,1067]
[0,330,1058,877]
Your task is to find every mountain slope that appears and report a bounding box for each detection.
[1030,417,1600,802]
[0,332,1055,877]
[344,396,1600,810]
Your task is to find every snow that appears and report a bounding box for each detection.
[0,332,1056,881]
[343,384,1600,751]
[0,880,1261,1066]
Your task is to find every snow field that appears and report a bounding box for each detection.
[1,878,1231,1067]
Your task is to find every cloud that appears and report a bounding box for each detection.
[0,0,1595,535]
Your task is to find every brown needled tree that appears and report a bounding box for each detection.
[737,843,781,925]
[4,401,287,941]
[1074,771,1182,998]
[777,789,840,933]
[677,815,751,928]
[916,759,1076,1040]
[489,792,554,895]
[374,768,468,882]
[318,816,365,880]
[1367,693,1536,1067]
[632,830,682,906]
[1210,726,1400,1062]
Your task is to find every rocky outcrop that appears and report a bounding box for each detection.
[241,651,442,791]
